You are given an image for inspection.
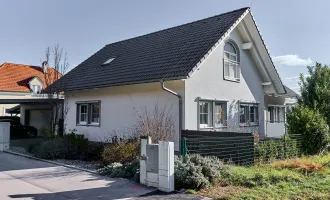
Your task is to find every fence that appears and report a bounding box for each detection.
[181,130,303,165]
[181,130,255,165]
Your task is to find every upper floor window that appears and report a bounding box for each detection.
[224,41,240,81]
[32,85,41,94]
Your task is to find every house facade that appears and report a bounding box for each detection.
[52,7,291,150]
[0,62,61,134]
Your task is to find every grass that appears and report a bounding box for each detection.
[199,154,330,200]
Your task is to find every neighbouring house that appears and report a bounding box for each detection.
[265,85,298,138]
[0,62,62,134]
[50,7,294,150]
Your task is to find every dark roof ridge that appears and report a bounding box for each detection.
[105,7,249,47]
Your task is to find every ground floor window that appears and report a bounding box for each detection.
[239,103,259,126]
[76,101,101,126]
[199,100,227,129]
[268,106,285,123]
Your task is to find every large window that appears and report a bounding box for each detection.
[199,100,227,129]
[224,41,240,81]
[76,101,101,126]
[268,106,285,123]
[239,103,259,126]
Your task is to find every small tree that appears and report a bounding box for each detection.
[286,104,329,155]
[299,63,330,125]
[42,44,69,137]
[135,103,176,143]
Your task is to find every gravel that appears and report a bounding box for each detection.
[53,159,102,171]
[9,146,34,157]
[8,146,102,172]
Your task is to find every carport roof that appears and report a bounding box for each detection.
[0,98,63,104]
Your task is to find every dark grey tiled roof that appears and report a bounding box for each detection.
[53,7,249,91]
[284,85,299,98]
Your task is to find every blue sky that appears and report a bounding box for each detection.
[0,0,328,93]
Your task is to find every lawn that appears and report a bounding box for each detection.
[198,154,330,200]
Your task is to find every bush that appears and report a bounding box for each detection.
[64,131,88,152]
[32,138,80,159]
[175,154,223,189]
[102,140,139,164]
[255,137,298,163]
[83,142,104,161]
[286,105,330,155]
[98,159,140,182]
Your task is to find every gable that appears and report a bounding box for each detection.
[187,11,285,94]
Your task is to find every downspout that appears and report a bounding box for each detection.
[161,80,183,155]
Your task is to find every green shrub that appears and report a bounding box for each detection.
[175,154,223,189]
[255,137,298,163]
[83,142,104,161]
[286,105,330,155]
[102,140,139,164]
[64,131,88,152]
[32,138,79,159]
[98,159,140,182]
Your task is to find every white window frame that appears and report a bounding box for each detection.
[224,42,240,81]
[32,85,41,94]
[198,100,227,129]
[239,103,259,126]
[78,104,88,125]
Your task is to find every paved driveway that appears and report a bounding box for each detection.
[0,152,153,200]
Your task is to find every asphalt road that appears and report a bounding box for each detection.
[0,152,153,200]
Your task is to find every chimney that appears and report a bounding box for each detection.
[41,61,48,74]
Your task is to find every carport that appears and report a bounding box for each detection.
[0,98,63,135]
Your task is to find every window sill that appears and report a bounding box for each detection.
[76,123,100,127]
[200,126,227,130]
[224,77,240,83]
[239,123,259,127]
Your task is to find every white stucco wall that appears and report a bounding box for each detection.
[65,81,184,150]
[184,28,266,136]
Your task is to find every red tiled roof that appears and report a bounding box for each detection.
[0,62,62,93]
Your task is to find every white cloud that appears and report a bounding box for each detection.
[284,74,310,80]
[272,55,312,66]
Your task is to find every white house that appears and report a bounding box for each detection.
[51,7,294,150]
[0,62,62,134]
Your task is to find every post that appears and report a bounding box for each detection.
[158,141,175,192]
[181,137,187,160]
[140,136,151,184]
[0,122,10,151]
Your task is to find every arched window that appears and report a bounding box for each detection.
[224,41,240,81]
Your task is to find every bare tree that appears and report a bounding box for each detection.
[42,44,69,137]
[135,103,176,143]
